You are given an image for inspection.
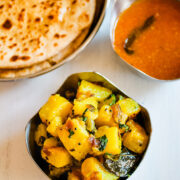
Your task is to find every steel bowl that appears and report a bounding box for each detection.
[110,0,179,81]
[25,72,152,180]
[0,0,108,82]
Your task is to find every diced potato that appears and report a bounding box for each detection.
[81,157,118,180]
[111,103,129,134]
[43,137,59,148]
[47,117,63,137]
[112,104,128,124]
[41,146,72,168]
[123,120,149,154]
[73,97,98,121]
[39,94,73,124]
[58,118,91,161]
[92,126,121,155]
[117,98,141,118]
[68,168,82,180]
[95,105,117,127]
[76,80,112,101]
[34,123,47,146]
[86,118,96,132]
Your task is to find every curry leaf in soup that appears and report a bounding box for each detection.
[124,15,155,55]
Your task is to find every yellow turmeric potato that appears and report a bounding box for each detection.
[39,94,73,125]
[73,97,98,121]
[47,117,63,137]
[58,118,91,161]
[43,137,59,148]
[68,168,82,180]
[34,123,47,146]
[76,80,112,101]
[123,120,149,154]
[111,104,128,125]
[95,105,117,127]
[117,98,141,118]
[92,126,121,155]
[41,146,72,168]
[81,157,118,180]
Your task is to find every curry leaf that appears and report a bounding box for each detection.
[68,129,74,138]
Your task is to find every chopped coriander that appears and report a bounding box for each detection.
[98,135,108,151]
[78,81,81,87]
[82,116,87,122]
[127,174,131,177]
[109,94,116,106]
[118,95,125,101]
[68,129,74,138]
[104,152,113,156]
[119,123,129,132]
[81,108,89,122]
[83,108,89,116]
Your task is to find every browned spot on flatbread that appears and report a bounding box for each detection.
[54,43,58,47]
[54,33,60,38]
[21,56,30,61]
[35,17,41,22]
[18,12,24,21]
[2,19,12,30]
[0,5,4,9]
[23,48,29,52]
[8,4,12,8]
[10,55,19,62]
[48,15,54,20]
[38,53,44,56]
[61,34,67,38]
[72,0,77,4]
[8,43,17,49]
[50,2,55,7]
[1,36,7,40]
[69,24,74,29]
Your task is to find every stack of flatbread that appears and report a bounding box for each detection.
[0,0,96,78]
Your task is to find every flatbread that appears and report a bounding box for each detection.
[0,0,95,69]
[0,28,89,79]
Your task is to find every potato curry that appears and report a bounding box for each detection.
[34,80,149,179]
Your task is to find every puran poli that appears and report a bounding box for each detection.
[0,0,95,69]
[0,28,89,78]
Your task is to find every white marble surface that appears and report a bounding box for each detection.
[0,4,180,180]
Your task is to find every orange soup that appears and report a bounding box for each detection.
[114,0,180,80]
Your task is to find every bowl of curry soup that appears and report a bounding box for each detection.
[110,0,180,80]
